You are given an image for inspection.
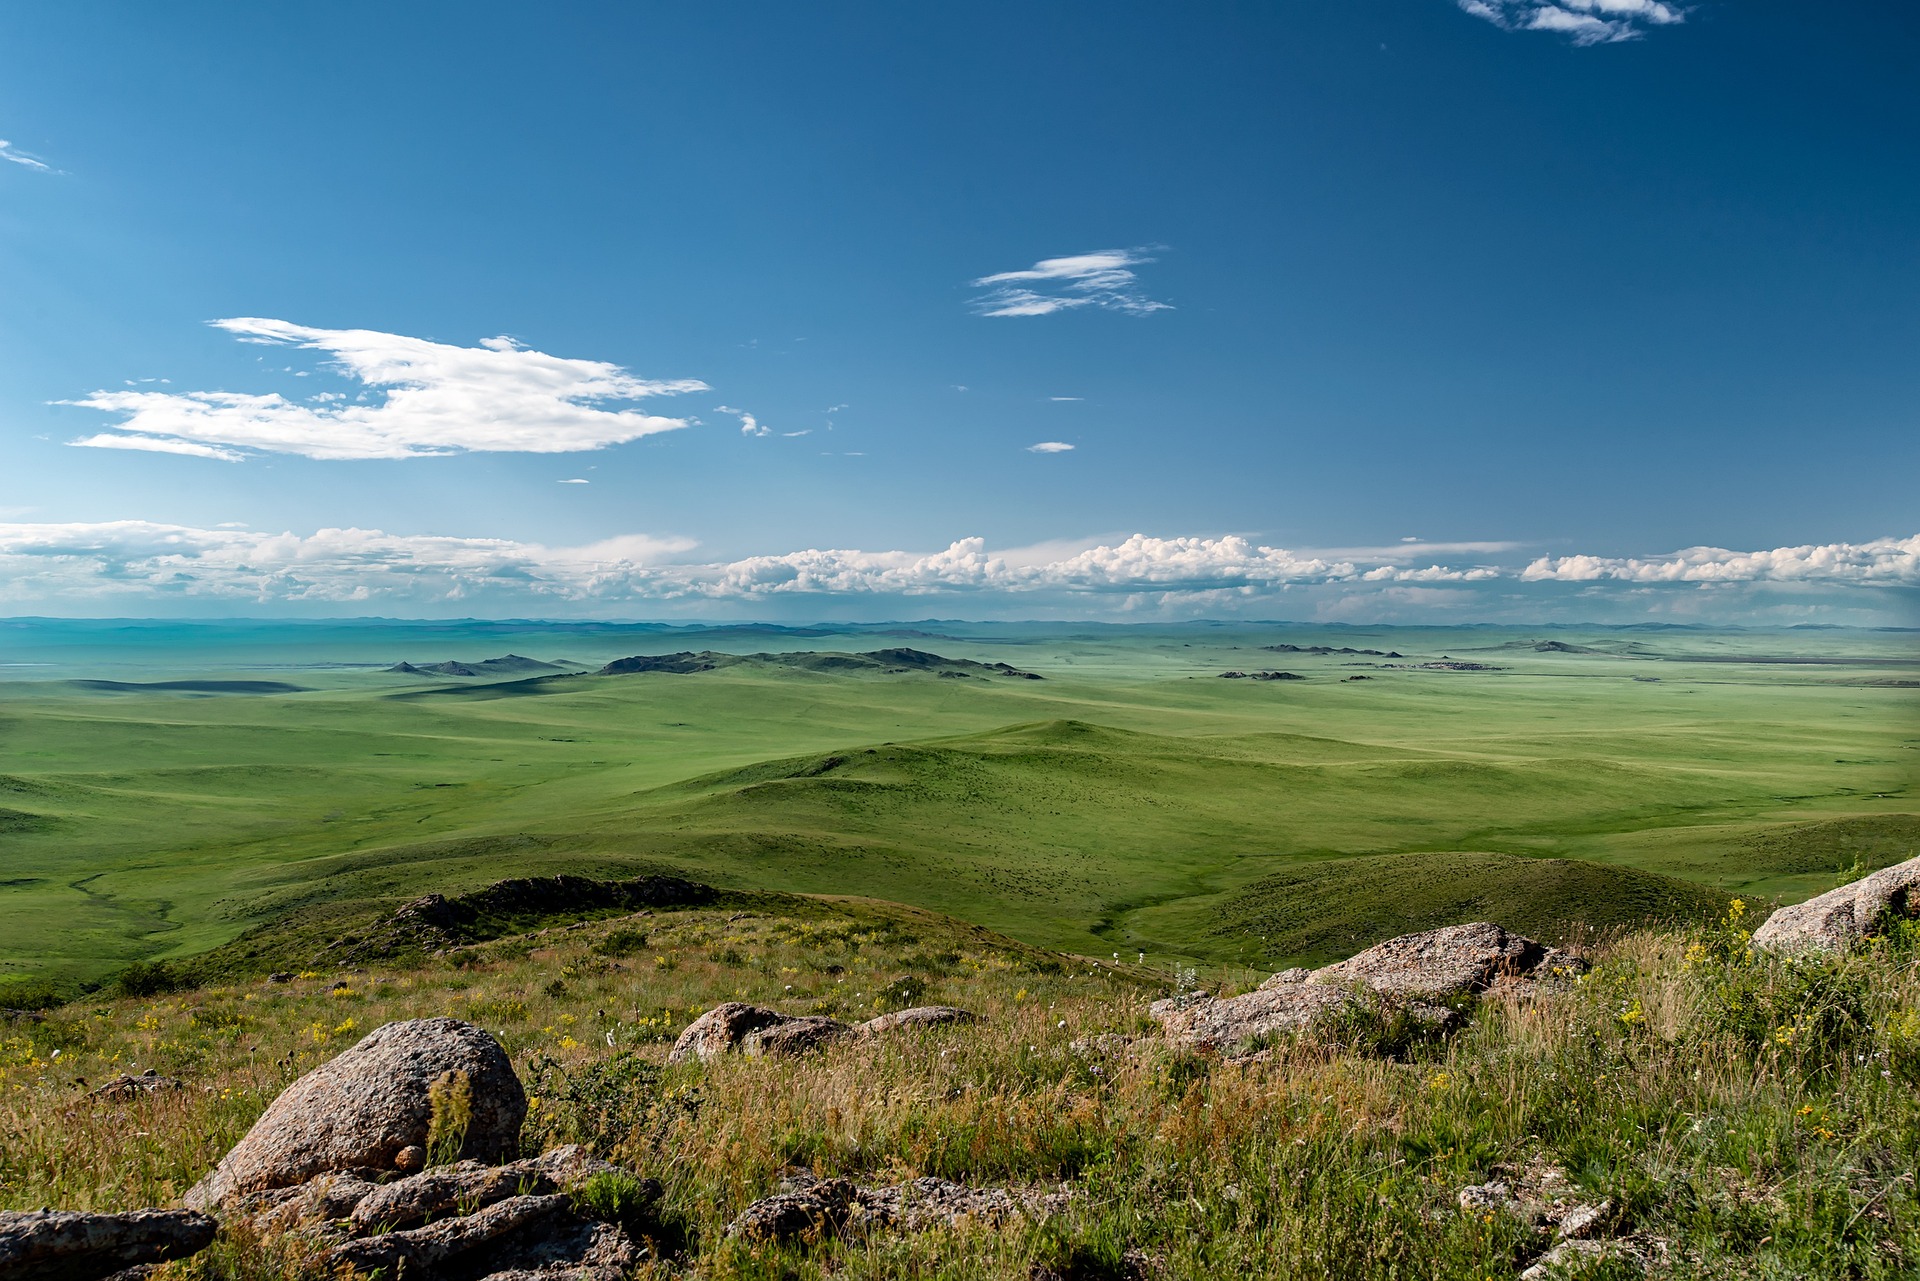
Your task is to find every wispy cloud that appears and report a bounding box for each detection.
[1048,396,1084,402]
[63,319,707,461]
[969,249,1170,318]
[1457,0,1685,45]
[0,139,52,172]
[1027,441,1075,454]
[715,405,771,438]
[559,478,590,484]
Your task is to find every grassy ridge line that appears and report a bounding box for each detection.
[4,895,1919,1277]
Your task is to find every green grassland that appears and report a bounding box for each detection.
[1,620,1914,995]
[6,893,1920,1277]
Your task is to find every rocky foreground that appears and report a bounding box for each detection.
[6,854,1920,1280]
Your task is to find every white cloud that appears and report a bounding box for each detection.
[970,249,1170,318]
[0,139,52,171]
[1457,0,1684,44]
[62,319,707,461]
[1049,396,1084,402]
[559,478,590,484]
[715,405,772,438]
[1521,535,1920,584]
[0,523,1911,611]
[1027,441,1075,453]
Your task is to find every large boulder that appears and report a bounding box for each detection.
[1308,922,1583,1000]
[1152,922,1582,1052]
[1752,854,1920,954]
[0,1209,216,1281]
[185,1017,526,1209]
[666,1003,790,1064]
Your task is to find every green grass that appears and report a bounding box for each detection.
[5,894,1920,1278]
[0,621,1913,994]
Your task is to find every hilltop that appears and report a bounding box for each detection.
[4,877,1918,1278]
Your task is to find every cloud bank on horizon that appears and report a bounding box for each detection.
[1457,0,1686,45]
[63,319,707,461]
[0,522,1910,616]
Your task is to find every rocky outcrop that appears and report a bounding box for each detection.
[725,1169,1066,1242]
[346,1147,620,1236]
[1752,854,1920,954]
[671,1002,980,1064]
[185,1018,525,1209]
[1309,922,1583,1001]
[855,1005,977,1036]
[1152,923,1583,1052]
[0,1209,216,1280]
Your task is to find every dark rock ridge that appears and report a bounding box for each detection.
[1218,670,1305,681]
[0,1208,216,1281]
[598,648,1042,680]
[1151,922,1584,1052]
[388,655,568,677]
[185,1018,526,1210]
[1752,853,1920,954]
[326,873,717,962]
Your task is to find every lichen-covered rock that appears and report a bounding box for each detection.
[1753,854,1920,954]
[666,1003,790,1064]
[743,1015,853,1058]
[347,1145,622,1236]
[0,1209,216,1281]
[855,1006,977,1036]
[1308,922,1581,1000]
[1154,923,1580,1052]
[724,1170,1065,1242]
[325,1193,572,1277]
[1148,984,1355,1052]
[184,1017,526,1209]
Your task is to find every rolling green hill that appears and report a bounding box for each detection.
[0,621,1913,996]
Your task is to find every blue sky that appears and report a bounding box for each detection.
[0,1,1914,622]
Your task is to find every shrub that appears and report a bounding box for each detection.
[593,927,649,957]
[116,960,181,998]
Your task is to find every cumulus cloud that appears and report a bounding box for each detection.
[970,249,1170,318]
[62,319,706,461]
[1027,441,1075,453]
[1521,535,1920,584]
[0,139,52,171]
[1458,0,1684,44]
[0,524,1910,610]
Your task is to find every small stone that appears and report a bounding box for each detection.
[393,1145,426,1173]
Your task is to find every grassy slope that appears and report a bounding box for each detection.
[1,623,1914,990]
[3,895,1919,1279]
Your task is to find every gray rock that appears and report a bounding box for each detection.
[1752,854,1920,954]
[0,1209,216,1281]
[232,1171,382,1242]
[184,1017,526,1209]
[743,1015,853,1058]
[1148,984,1355,1052]
[855,1005,977,1036]
[347,1146,624,1236]
[325,1192,572,1277]
[666,1003,789,1064]
[1555,1198,1613,1241]
[724,1170,1064,1242]
[1258,968,1312,989]
[1519,1235,1659,1279]
[1308,922,1582,1000]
